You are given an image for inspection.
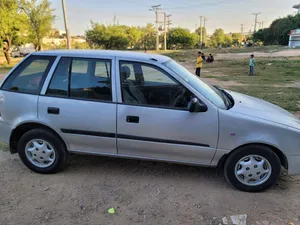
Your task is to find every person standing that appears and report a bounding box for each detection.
[249,54,255,76]
[195,51,203,77]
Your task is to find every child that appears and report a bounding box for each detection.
[206,54,214,63]
[249,54,255,76]
[195,51,203,77]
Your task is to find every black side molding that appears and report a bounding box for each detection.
[60,129,210,147]
[117,134,210,147]
[61,129,116,138]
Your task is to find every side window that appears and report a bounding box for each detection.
[47,58,71,97]
[141,65,177,86]
[2,56,55,94]
[70,58,112,101]
[120,61,194,109]
[47,57,112,101]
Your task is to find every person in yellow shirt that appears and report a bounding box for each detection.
[195,51,203,77]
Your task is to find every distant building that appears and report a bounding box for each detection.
[42,37,86,46]
[293,3,300,14]
[289,29,300,47]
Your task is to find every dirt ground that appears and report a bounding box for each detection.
[1,150,300,225]
[215,49,300,59]
[1,52,300,225]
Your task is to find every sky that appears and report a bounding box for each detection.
[51,0,300,35]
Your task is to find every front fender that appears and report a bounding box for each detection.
[218,109,300,156]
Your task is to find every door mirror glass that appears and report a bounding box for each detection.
[188,98,207,113]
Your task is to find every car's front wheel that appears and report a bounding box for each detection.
[224,145,281,192]
[17,128,69,174]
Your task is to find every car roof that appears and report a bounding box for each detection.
[32,50,171,64]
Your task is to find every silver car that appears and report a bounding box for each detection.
[0,50,299,192]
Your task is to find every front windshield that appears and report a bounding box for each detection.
[163,59,227,109]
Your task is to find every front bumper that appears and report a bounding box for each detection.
[0,122,13,144]
[287,155,300,175]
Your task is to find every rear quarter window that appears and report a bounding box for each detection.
[1,55,56,94]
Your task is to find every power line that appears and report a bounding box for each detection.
[163,0,236,10]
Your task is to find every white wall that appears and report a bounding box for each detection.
[289,36,300,47]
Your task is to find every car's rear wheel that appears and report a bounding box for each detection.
[17,128,69,174]
[224,145,281,192]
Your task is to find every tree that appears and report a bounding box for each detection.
[232,33,243,45]
[125,26,142,49]
[224,34,233,47]
[140,24,156,50]
[253,28,269,43]
[0,0,27,64]
[253,14,300,45]
[167,28,197,49]
[209,28,226,48]
[21,0,55,51]
[86,22,129,49]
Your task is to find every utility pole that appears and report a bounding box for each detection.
[240,24,244,35]
[203,17,207,44]
[113,14,117,26]
[150,5,162,51]
[260,21,265,29]
[252,13,261,33]
[62,0,71,49]
[199,16,204,46]
[164,12,167,51]
[167,15,172,31]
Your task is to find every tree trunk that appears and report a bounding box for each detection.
[3,39,11,65]
[3,51,11,65]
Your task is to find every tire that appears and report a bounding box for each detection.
[17,128,69,174]
[224,145,281,192]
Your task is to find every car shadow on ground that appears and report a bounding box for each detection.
[62,154,293,191]
[67,153,224,181]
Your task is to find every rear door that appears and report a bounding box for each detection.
[38,56,117,154]
[116,59,219,165]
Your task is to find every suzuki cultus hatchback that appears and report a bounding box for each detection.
[1,50,300,192]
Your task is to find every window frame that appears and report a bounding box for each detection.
[0,55,56,95]
[118,60,204,111]
[45,56,113,103]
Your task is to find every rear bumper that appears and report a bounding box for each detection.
[0,122,13,144]
[287,155,300,175]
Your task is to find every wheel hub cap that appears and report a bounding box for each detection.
[235,155,272,186]
[25,139,56,168]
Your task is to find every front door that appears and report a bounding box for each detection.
[116,60,218,165]
[38,56,117,154]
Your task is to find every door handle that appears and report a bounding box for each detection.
[48,107,60,115]
[126,116,139,123]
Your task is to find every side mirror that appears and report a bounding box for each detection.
[188,98,208,113]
